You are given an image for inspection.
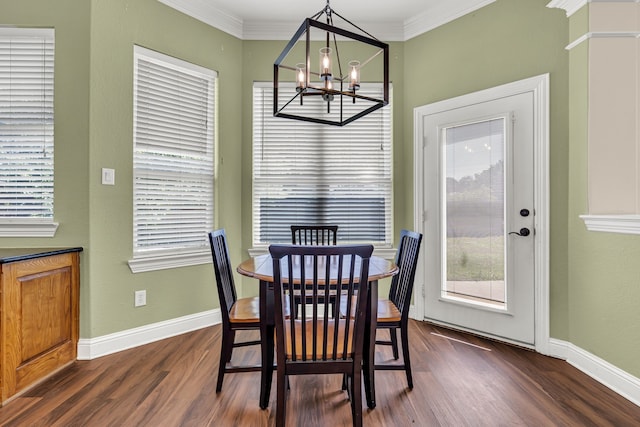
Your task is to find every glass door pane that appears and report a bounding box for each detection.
[443,118,506,309]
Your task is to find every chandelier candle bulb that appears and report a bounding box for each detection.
[296,63,305,92]
[320,47,332,81]
[323,79,334,103]
[348,60,360,93]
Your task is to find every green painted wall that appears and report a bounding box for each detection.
[2,0,639,379]
[85,0,243,337]
[1,0,92,331]
[1,0,244,338]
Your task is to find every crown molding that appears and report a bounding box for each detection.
[404,0,496,40]
[241,20,301,41]
[242,19,406,41]
[158,0,496,41]
[157,0,244,39]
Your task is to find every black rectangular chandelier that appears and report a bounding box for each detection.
[273,1,389,127]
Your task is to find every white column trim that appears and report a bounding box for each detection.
[566,31,640,50]
[546,0,588,17]
[580,214,640,234]
[547,0,640,18]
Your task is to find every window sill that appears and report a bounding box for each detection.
[248,246,397,260]
[128,249,211,273]
[0,220,59,237]
[580,214,640,235]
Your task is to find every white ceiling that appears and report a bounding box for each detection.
[158,0,497,41]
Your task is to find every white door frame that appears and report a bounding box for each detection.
[412,74,551,355]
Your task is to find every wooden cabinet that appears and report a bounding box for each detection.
[0,248,82,405]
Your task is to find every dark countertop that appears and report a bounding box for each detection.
[0,247,83,264]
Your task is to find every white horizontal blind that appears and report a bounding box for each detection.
[253,82,392,246]
[0,28,54,219]
[133,46,215,257]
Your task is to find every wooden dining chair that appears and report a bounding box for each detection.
[270,243,373,427]
[375,229,423,389]
[290,224,338,245]
[290,224,339,317]
[208,229,261,393]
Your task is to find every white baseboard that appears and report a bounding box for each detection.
[77,309,221,360]
[549,338,640,407]
[411,305,639,407]
[79,308,639,409]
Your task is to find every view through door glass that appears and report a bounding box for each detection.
[444,119,506,309]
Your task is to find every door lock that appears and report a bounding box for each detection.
[509,228,531,237]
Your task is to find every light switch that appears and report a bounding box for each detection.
[102,168,115,185]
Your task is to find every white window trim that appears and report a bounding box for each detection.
[0,28,57,237]
[128,248,212,273]
[0,219,58,237]
[127,46,216,273]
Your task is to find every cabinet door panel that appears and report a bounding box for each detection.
[1,252,79,402]
[20,266,73,360]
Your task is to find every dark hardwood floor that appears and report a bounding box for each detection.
[0,320,638,426]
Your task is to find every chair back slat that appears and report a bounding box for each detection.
[389,229,423,316]
[291,225,338,245]
[270,244,372,364]
[209,230,237,323]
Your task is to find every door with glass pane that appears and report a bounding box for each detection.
[422,91,535,346]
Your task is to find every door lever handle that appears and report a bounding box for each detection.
[509,228,530,237]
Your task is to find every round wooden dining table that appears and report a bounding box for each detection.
[237,252,398,410]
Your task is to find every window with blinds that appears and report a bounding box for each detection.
[132,46,215,263]
[252,82,392,247]
[0,28,56,236]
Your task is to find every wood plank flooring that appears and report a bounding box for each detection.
[0,320,638,426]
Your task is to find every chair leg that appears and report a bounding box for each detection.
[350,368,363,427]
[215,356,226,393]
[390,327,399,360]
[276,371,287,427]
[400,325,413,389]
[216,328,233,392]
[343,374,353,402]
[226,330,236,362]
